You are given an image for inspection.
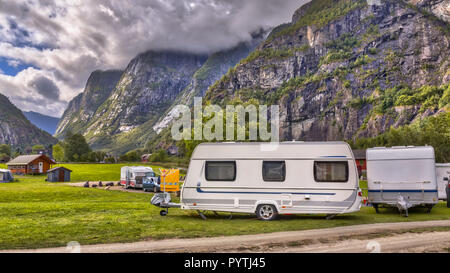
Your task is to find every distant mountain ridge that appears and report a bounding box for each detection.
[23,111,60,135]
[0,94,58,148]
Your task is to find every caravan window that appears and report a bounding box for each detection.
[262,161,285,182]
[314,161,348,182]
[205,161,236,181]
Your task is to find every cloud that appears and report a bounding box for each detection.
[7,59,21,68]
[28,75,60,100]
[0,67,67,117]
[0,0,308,117]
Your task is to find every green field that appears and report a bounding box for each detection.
[0,163,449,250]
[53,163,186,181]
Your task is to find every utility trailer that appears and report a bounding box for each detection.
[367,146,439,216]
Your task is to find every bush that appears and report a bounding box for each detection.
[119,150,141,162]
[149,149,168,162]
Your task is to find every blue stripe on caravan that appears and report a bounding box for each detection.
[368,190,438,193]
[196,183,335,195]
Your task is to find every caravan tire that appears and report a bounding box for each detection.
[256,204,278,221]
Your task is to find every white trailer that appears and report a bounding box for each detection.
[152,142,362,220]
[120,166,156,189]
[367,146,439,216]
[435,163,450,201]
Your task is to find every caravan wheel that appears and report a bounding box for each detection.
[256,204,278,221]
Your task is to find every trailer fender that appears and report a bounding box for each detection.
[253,200,280,213]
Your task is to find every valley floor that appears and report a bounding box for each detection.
[2,220,449,253]
[0,163,449,251]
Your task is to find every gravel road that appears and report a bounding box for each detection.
[2,220,450,253]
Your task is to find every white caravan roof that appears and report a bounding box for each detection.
[0,169,11,173]
[191,142,354,160]
[367,146,435,161]
[127,166,153,172]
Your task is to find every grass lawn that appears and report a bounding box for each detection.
[0,164,449,250]
[52,163,186,181]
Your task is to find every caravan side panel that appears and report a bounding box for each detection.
[181,142,361,215]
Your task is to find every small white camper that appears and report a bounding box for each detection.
[120,166,156,189]
[366,146,439,216]
[435,163,449,201]
[153,142,362,220]
[0,169,13,183]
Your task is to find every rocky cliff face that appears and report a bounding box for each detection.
[55,69,123,138]
[153,34,265,134]
[79,51,207,151]
[0,94,57,148]
[406,0,449,21]
[205,0,449,142]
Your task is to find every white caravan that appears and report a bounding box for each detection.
[435,163,450,201]
[120,166,156,189]
[153,142,362,220]
[366,146,439,216]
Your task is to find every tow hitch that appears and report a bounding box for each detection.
[151,192,181,216]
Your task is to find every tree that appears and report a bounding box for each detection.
[150,149,168,162]
[120,150,141,162]
[32,145,45,154]
[52,143,65,162]
[63,134,91,162]
[0,153,10,162]
[0,144,11,156]
[351,112,450,162]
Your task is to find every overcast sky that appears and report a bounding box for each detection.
[0,0,307,117]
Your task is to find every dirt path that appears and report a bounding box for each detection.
[272,231,450,253]
[66,182,150,194]
[2,220,450,253]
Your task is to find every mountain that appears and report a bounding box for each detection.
[204,0,449,141]
[23,111,60,135]
[77,51,208,153]
[55,69,123,139]
[152,32,266,134]
[0,94,58,148]
[56,0,449,155]
[56,35,265,154]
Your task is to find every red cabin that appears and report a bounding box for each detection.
[6,154,56,175]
